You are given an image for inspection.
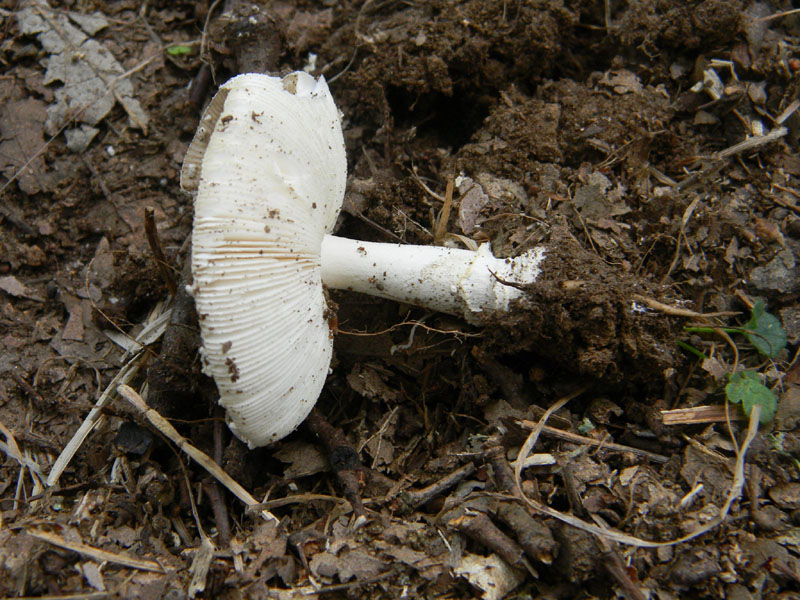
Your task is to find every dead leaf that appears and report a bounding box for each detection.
[364,413,396,468]
[775,385,800,431]
[0,98,53,193]
[80,561,106,592]
[599,69,643,95]
[59,291,86,342]
[694,110,719,125]
[0,531,38,592]
[456,173,530,235]
[310,549,386,582]
[243,521,289,579]
[453,552,524,600]
[102,526,138,548]
[274,441,329,479]
[724,236,739,266]
[0,275,42,301]
[347,363,399,402]
[286,9,334,52]
[373,539,430,568]
[754,217,786,246]
[680,443,732,503]
[18,0,149,150]
[769,483,800,510]
[457,176,489,234]
[88,237,115,291]
[701,357,727,381]
[743,2,771,60]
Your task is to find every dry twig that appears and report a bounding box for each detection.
[251,493,347,512]
[433,176,455,244]
[305,408,367,524]
[631,294,738,318]
[144,207,177,296]
[516,419,669,464]
[486,445,558,564]
[449,511,538,577]
[661,404,747,425]
[400,462,476,508]
[117,384,278,523]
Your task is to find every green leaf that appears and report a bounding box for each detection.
[166,45,193,56]
[725,370,777,424]
[744,300,786,358]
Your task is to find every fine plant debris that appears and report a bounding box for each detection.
[1,1,800,599]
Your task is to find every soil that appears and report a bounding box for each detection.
[1,1,800,598]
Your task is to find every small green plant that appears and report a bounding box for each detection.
[681,300,786,424]
[166,44,194,56]
[742,299,787,358]
[725,370,776,424]
[684,300,787,358]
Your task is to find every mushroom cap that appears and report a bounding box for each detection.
[182,72,346,447]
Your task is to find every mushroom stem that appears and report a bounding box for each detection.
[320,235,546,323]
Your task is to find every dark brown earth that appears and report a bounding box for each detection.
[2,1,800,598]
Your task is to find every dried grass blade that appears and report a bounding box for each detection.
[117,384,278,524]
[46,353,145,487]
[29,529,164,573]
[0,420,45,482]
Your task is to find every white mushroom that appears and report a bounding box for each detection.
[182,72,546,447]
